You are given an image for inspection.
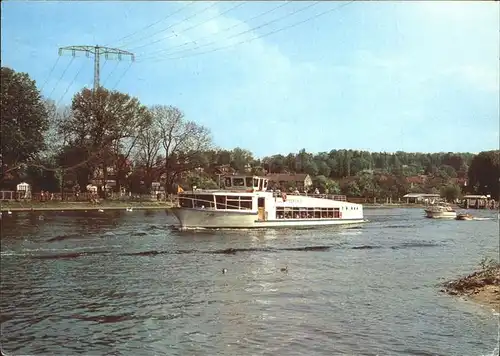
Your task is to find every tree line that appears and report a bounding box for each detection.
[1,66,499,200]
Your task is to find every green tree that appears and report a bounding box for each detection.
[468,150,500,199]
[439,164,457,179]
[312,175,340,194]
[0,67,49,183]
[59,87,150,194]
[230,147,253,173]
[343,180,361,197]
[440,184,461,202]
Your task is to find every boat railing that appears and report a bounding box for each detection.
[178,195,252,211]
[272,191,346,201]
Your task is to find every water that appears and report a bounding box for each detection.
[1,208,498,356]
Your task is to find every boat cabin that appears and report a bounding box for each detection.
[222,175,269,192]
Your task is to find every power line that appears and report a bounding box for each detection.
[39,56,61,92]
[147,1,354,63]
[124,1,219,51]
[105,1,196,48]
[56,60,86,106]
[138,1,292,60]
[139,1,320,62]
[47,57,75,99]
[133,2,246,54]
[112,62,133,91]
[102,61,120,88]
[134,1,246,54]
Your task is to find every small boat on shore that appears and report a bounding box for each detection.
[424,204,457,219]
[456,213,474,221]
[169,174,365,229]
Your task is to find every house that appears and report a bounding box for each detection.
[462,195,488,209]
[266,173,313,192]
[215,164,236,174]
[402,193,441,204]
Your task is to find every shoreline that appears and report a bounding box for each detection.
[0,201,174,212]
[441,262,500,313]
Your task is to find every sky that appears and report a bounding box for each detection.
[1,1,499,158]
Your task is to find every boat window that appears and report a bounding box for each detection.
[240,200,252,210]
[263,180,268,189]
[179,197,193,208]
[253,178,259,187]
[226,197,240,209]
[276,206,347,219]
[224,177,232,187]
[215,195,226,209]
[193,195,214,208]
[233,178,245,187]
[245,177,253,187]
[258,179,263,190]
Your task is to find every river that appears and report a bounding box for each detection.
[1,208,498,356]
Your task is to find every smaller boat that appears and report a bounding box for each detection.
[424,204,457,219]
[456,213,474,221]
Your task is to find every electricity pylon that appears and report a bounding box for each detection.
[58,45,135,91]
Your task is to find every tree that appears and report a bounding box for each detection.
[151,105,212,193]
[313,175,340,194]
[441,184,461,202]
[468,150,500,199]
[0,67,49,184]
[343,180,361,197]
[59,87,150,194]
[230,147,253,173]
[438,165,457,179]
[135,119,162,191]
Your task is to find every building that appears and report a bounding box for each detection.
[266,173,313,192]
[462,195,488,209]
[402,193,441,204]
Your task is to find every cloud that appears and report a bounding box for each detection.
[444,66,499,94]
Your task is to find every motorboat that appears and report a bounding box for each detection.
[424,204,457,219]
[456,213,474,221]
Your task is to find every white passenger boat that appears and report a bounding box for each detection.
[169,175,365,229]
[424,204,457,219]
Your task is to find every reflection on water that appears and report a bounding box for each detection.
[1,208,499,356]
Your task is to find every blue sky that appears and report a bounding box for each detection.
[2,1,499,157]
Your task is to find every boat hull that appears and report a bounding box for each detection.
[424,210,457,219]
[169,207,365,229]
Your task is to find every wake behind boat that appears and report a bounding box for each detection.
[169,174,365,229]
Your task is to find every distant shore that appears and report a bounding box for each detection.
[0,200,174,212]
[362,203,427,209]
[441,261,500,313]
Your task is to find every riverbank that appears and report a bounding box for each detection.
[0,200,174,212]
[441,260,500,313]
